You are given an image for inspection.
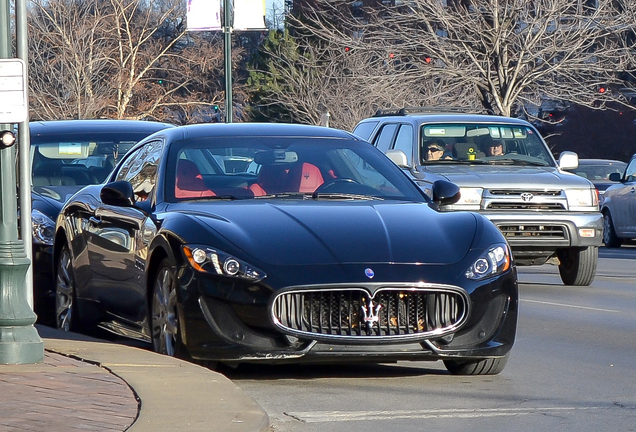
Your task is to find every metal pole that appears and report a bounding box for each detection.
[223,0,233,123]
[16,0,33,308]
[0,0,44,364]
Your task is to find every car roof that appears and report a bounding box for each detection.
[160,122,360,141]
[29,119,175,135]
[359,111,532,127]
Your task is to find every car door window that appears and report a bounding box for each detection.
[373,123,398,153]
[392,124,413,165]
[352,121,379,141]
[115,140,163,201]
[624,159,636,182]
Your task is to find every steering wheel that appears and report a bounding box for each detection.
[313,178,378,196]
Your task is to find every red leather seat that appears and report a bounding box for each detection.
[290,162,324,193]
[175,160,215,198]
[250,162,324,195]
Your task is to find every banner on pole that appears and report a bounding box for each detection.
[233,0,266,30]
[187,0,222,31]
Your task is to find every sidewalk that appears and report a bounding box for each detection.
[0,325,270,432]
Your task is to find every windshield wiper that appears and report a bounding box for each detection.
[483,158,549,166]
[311,193,381,200]
[253,192,307,199]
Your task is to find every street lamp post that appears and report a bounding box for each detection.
[0,0,44,364]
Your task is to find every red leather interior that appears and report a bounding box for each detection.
[175,160,216,198]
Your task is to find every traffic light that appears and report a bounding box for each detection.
[388,53,395,59]
[598,86,606,93]
[0,130,16,148]
[425,56,432,63]
[344,46,351,53]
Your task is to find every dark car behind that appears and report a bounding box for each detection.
[29,119,174,325]
[564,159,626,196]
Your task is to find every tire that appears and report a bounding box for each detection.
[603,211,622,248]
[150,258,185,357]
[557,246,598,286]
[444,354,510,375]
[55,244,78,332]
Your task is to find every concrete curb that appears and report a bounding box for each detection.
[37,326,270,432]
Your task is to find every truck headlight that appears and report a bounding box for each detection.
[443,187,482,210]
[565,189,598,209]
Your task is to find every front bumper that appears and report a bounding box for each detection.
[32,244,56,326]
[483,212,603,247]
[178,270,518,365]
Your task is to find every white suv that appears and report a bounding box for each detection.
[353,108,602,286]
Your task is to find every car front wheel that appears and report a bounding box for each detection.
[557,246,598,286]
[603,211,622,248]
[56,244,77,332]
[444,354,510,375]
[151,258,184,357]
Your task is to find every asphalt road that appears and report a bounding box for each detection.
[228,247,636,432]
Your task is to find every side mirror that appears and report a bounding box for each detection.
[558,151,579,170]
[609,172,622,182]
[386,149,409,168]
[101,181,135,207]
[432,180,461,206]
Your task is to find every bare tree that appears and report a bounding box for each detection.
[28,0,114,119]
[28,0,243,122]
[257,0,636,129]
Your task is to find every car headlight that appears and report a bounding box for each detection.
[565,188,598,209]
[182,245,266,282]
[32,209,55,246]
[465,243,512,281]
[450,187,483,209]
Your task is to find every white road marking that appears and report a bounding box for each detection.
[285,406,607,422]
[521,299,619,313]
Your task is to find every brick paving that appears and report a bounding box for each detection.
[0,351,138,432]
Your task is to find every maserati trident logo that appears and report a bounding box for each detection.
[365,268,374,279]
[361,298,382,330]
[520,192,534,202]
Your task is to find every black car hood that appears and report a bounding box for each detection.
[178,201,477,266]
[32,186,84,218]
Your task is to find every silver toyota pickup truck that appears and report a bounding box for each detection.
[353,108,602,286]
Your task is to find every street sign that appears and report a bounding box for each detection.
[0,58,27,123]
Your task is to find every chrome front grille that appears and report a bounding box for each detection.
[271,286,468,342]
[484,189,566,211]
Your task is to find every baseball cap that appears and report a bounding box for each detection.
[427,143,444,152]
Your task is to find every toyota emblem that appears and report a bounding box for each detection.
[520,192,534,202]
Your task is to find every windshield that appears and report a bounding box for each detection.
[167,137,426,202]
[420,123,555,167]
[31,132,153,187]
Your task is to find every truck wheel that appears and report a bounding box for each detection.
[557,246,598,286]
[603,211,622,248]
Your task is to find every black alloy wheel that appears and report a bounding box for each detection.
[151,258,183,357]
[56,244,77,332]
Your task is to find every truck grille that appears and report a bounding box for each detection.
[271,286,468,342]
[484,189,566,211]
[497,224,567,239]
[487,202,565,210]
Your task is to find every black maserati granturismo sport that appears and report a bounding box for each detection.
[53,123,518,375]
